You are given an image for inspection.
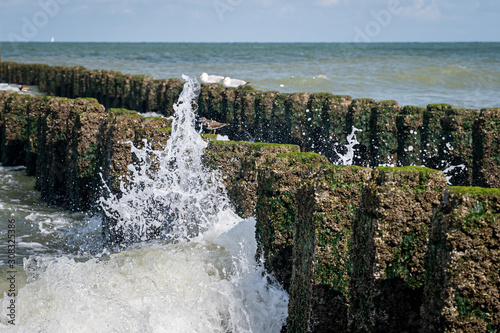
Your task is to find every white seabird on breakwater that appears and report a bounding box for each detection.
[222,76,249,88]
[200,72,224,84]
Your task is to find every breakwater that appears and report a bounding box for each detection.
[0,64,499,332]
[1,62,499,188]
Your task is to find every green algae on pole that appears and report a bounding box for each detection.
[288,164,371,333]
[349,167,447,333]
[422,186,500,332]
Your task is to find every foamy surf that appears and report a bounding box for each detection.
[0,218,287,333]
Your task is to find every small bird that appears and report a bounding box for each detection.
[199,117,229,134]
[19,85,32,94]
[200,73,224,84]
[222,76,248,88]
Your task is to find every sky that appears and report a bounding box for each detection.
[0,0,499,43]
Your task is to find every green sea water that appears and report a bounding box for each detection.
[3,42,500,109]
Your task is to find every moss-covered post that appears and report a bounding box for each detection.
[144,78,157,112]
[8,62,20,84]
[371,100,400,167]
[6,62,19,84]
[121,75,132,109]
[3,62,12,83]
[203,141,300,218]
[1,94,32,166]
[36,96,84,206]
[139,77,152,112]
[136,75,148,112]
[269,93,289,144]
[347,98,376,167]
[0,91,17,162]
[71,66,84,99]
[154,79,168,113]
[438,108,479,186]
[422,187,500,332]
[54,66,65,97]
[349,167,447,332]
[103,71,116,109]
[220,88,236,131]
[232,86,256,141]
[0,61,6,79]
[79,68,91,98]
[422,104,451,169]
[397,105,425,167]
[319,95,352,164]
[287,165,371,333]
[86,70,97,100]
[15,63,25,85]
[24,96,45,176]
[17,63,36,86]
[96,108,146,188]
[37,64,50,93]
[46,66,58,96]
[304,93,331,155]
[473,107,500,188]
[7,62,16,84]
[0,62,6,81]
[286,93,310,148]
[61,66,74,98]
[255,152,329,290]
[65,99,107,211]
[128,74,145,111]
[112,72,124,109]
[197,84,230,131]
[253,91,279,143]
[163,78,184,117]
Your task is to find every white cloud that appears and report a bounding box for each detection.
[0,0,29,8]
[256,0,275,7]
[399,0,442,20]
[71,5,89,13]
[314,0,340,7]
[280,4,298,14]
[188,9,202,19]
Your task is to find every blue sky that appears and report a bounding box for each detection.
[1,0,499,42]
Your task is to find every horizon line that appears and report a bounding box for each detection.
[2,40,500,44]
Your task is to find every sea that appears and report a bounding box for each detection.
[0,42,499,332]
[2,42,500,109]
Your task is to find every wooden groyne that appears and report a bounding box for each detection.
[1,63,499,332]
[1,62,499,188]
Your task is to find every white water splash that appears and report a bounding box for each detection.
[0,75,289,332]
[335,126,361,165]
[99,75,234,246]
[442,164,467,185]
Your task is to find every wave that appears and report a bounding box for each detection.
[388,64,500,88]
[3,42,500,108]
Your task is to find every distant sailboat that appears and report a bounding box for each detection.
[51,37,55,43]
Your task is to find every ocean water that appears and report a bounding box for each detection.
[2,42,500,109]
